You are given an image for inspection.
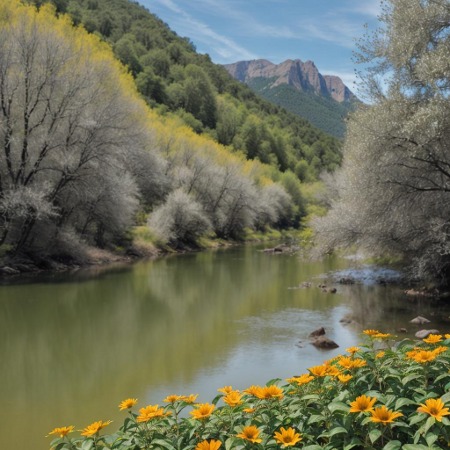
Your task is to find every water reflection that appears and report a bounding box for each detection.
[1,245,450,450]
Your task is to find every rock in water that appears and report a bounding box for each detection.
[311,336,339,349]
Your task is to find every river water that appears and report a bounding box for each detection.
[2,243,450,450]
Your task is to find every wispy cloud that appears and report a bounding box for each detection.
[151,0,257,61]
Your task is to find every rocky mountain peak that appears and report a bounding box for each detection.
[223,58,355,103]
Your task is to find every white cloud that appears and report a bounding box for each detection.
[150,0,257,61]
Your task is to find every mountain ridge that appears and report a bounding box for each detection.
[224,58,355,103]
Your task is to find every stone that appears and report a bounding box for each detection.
[309,327,326,338]
[415,329,440,339]
[311,336,339,349]
[410,316,431,324]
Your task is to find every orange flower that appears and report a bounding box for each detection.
[417,398,450,422]
[308,365,329,377]
[370,406,403,424]
[373,333,392,339]
[190,403,215,420]
[180,394,198,404]
[223,391,243,407]
[433,346,448,355]
[274,427,302,447]
[164,395,183,403]
[346,346,360,355]
[243,407,255,413]
[244,385,262,396]
[409,350,437,364]
[136,405,168,423]
[46,426,74,438]
[80,420,112,437]
[118,398,137,410]
[338,356,366,370]
[255,385,284,400]
[445,334,450,339]
[349,395,376,413]
[236,425,262,443]
[423,334,443,344]
[195,439,222,450]
[363,329,380,336]
[376,351,385,359]
[218,385,233,394]
[286,374,314,385]
[338,374,352,383]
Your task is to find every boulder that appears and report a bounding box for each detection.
[410,316,431,324]
[309,327,326,338]
[415,329,440,339]
[311,336,339,349]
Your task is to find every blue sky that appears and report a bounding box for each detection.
[140,0,382,91]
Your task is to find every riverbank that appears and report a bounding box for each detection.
[0,227,304,277]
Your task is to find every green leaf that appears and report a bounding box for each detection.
[81,440,94,450]
[369,428,382,443]
[344,438,363,450]
[328,426,348,437]
[402,374,423,386]
[225,437,237,450]
[395,397,415,409]
[425,433,438,447]
[403,445,435,450]
[382,440,402,450]
[441,391,450,404]
[308,414,325,424]
[302,446,323,450]
[409,413,426,426]
[422,416,436,435]
[151,439,177,450]
[328,401,350,413]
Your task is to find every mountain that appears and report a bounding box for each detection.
[224,59,357,138]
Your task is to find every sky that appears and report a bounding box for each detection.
[140,0,382,92]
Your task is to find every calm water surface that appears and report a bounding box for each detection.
[2,244,450,450]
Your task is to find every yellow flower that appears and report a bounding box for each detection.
[236,425,262,443]
[363,329,380,336]
[417,398,450,422]
[218,385,233,394]
[274,427,302,447]
[411,350,437,364]
[373,333,392,339]
[164,395,183,403]
[433,346,448,355]
[349,395,376,413]
[376,351,385,359]
[346,346,360,355]
[338,356,366,370]
[338,374,353,383]
[243,407,255,413]
[118,398,137,410]
[195,439,222,450]
[244,385,262,396]
[370,406,403,424]
[46,426,74,438]
[255,385,284,400]
[80,420,112,437]
[223,390,243,407]
[286,374,314,385]
[180,394,198,404]
[190,403,215,420]
[445,334,450,339]
[308,365,329,377]
[423,334,443,344]
[136,405,168,423]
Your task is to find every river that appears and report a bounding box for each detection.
[1,243,450,450]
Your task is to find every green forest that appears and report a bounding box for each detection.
[0,0,342,270]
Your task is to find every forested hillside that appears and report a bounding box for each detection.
[28,0,342,181]
[0,0,327,268]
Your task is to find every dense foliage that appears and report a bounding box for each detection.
[48,331,450,449]
[27,0,342,181]
[0,0,307,261]
[247,78,356,139]
[313,0,450,285]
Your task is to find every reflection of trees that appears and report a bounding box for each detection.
[341,284,450,336]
